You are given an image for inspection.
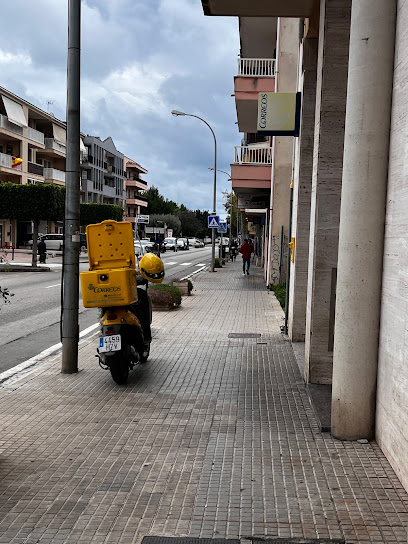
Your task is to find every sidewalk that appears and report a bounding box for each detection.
[0,260,407,544]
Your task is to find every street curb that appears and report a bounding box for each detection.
[0,265,51,272]
[0,323,99,384]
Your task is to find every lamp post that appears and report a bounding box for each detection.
[172,110,217,272]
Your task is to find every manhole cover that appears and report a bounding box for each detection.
[142,539,239,544]
[228,333,261,338]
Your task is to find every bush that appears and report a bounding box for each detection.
[150,283,182,307]
[214,258,222,268]
[270,282,286,310]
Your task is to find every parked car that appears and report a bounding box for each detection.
[188,238,202,248]
[164,237,178,251]
[138,239,155,252]
[177,237,189,250]
[28,233,64,251]
[79,233,87,252]
[134,242,146,270]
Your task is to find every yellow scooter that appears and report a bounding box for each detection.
[80,220,164,384]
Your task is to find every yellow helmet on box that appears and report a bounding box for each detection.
[139,253,165,283]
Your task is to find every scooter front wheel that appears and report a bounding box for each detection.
[109,351,130,385]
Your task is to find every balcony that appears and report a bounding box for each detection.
[28,162,44,176]
[105,165,115,178]
[231,146,272,195]
[234,58,276,133]
[103,184,116,198]
[44,168,65,184]
[234,146,272,164]
[126,177,147,190]
[81,153,93,169]
[201,0,315,17]
[44,138,66,156]
[27,127,45,145]
[0,114,23,137]
[0,152,22,171]
[126,197,148,207]
[238,58,275,77]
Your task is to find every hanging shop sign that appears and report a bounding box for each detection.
[257,92,301,137]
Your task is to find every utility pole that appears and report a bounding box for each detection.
[61,0,81,373]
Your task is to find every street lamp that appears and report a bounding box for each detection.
[172,109,217,272]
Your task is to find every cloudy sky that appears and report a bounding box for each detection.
[0,0,240,215]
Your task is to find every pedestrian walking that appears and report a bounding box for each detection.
[229,239,238,261]
[239,238,254,275]
[38,239,47,264]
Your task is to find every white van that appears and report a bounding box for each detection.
[29,233,64,251]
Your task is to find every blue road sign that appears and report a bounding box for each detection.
[208,215,220,228]
[217,223,227,234]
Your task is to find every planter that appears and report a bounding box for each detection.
[172,280,189,296]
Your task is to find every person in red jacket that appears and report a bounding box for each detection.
[239,238,254,275]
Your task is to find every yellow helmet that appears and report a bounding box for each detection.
[139,253,165,283]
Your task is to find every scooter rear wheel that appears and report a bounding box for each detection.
[109,351,130,385]
[140,341,151,363]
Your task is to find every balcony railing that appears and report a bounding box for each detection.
[44,168,65,182]
[234,146,273,165]
[44,138,66,154]
[238,58,276,77]
[28,162,44,176]
[0,152,22,170]
[0,114,23,136]
[27,127,45,145]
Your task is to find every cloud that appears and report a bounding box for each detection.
[0,0,240,211]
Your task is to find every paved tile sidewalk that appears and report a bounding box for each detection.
[0,260,407,543]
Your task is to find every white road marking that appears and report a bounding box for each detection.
[180,263,191,266]
[195,263,206,266]
[166,262,177,265]
[45,283,61,289]
[181,265,207,280]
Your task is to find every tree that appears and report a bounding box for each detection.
[223,191,238,238]
[143,186,179,215]
[80,203,123,226]
[149,214,182,236]
[0,182,65,266]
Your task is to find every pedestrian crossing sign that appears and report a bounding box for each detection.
[217,222,227,233]
[208,215,220,228]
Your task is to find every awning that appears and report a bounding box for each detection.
[2,95,27,127]
[53,123,66,144]
[80,138,87,153]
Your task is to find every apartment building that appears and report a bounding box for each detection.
[201,0,408,493]
[0,87,69,247]
[81,135,126,207]
[124,157,148,237]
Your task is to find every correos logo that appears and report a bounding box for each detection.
[88,284,121,293]
[259,94,268,129]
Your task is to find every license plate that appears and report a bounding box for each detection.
[99,335,121,353]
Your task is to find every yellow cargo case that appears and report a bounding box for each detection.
[80,220,137,308]
[80,267,137,308]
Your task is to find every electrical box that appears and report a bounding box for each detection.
[80,220,137,308]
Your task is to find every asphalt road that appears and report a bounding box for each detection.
[0,246,211,372]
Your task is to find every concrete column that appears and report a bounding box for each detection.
[304,0,351,383]
[289,37,318,342]
[269,18,299,285]
[331,0,397,440]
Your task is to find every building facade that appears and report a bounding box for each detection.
[201,0,408,494]
[124,157,149,238]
